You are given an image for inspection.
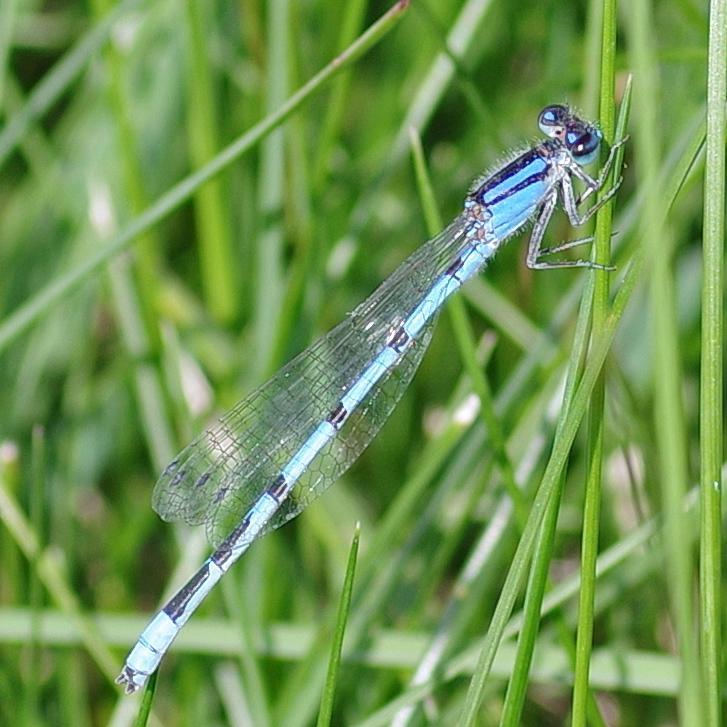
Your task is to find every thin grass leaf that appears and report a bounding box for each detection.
[408,125,522,515]
[501,76,632,727]
[699,1,726,723]
[184,0,237,324]
[317,524,360,727]
[25,426,45,726]
[571,1,620,722]
[131,668,157,727]
[625,1,703,722]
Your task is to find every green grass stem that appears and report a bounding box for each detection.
[571,1,620,723]
[184,0,237,324]
[699,1,726,724]
[316,524,360,727]
[626,1,702,722]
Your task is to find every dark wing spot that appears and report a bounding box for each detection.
[170,468,187,487]
[195,472,211,488]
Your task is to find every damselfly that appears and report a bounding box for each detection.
[118,104,624,693]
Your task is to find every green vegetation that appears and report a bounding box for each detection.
[0,1,723,725]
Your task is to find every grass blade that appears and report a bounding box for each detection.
[699,1,726,723]
[317,524,360,727]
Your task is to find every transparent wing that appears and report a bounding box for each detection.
[152,214,471,546]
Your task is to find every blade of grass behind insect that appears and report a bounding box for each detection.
[312,0,368,191]
[625,1,702,722]
[408,126,523,518]
[0,0,412,354]
[253,0,290,376]
[131,668,157,727]
[699,1,726,723]
[572,1,620,722]
[184,0,237,324]
[316,525,360,727]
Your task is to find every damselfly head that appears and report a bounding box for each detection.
[538,104,602,166]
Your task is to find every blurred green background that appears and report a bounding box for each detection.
[0,0,722,725]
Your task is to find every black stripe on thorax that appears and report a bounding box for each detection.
[470,142,554,207]
[485,169,550,208]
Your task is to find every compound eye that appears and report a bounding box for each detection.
[569,129,601,165]
[538,104,568,136]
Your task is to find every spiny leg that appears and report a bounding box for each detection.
[561,171,623,228]
[547,140,626,269]
[526,190,613,271]
[536,137,627,259]
[539,230,617,257]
